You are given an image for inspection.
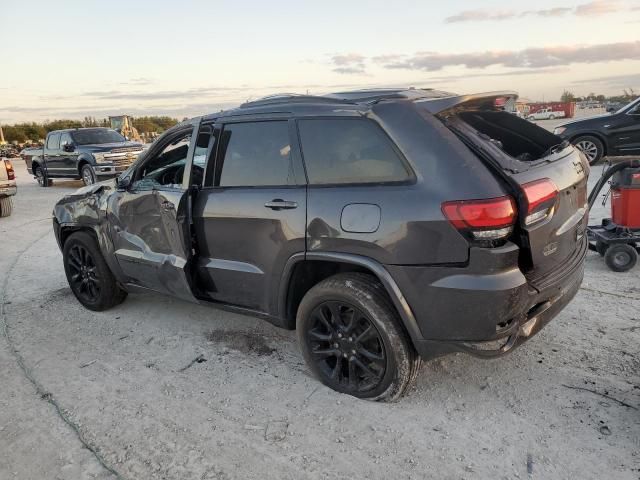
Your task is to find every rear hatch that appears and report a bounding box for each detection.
[419,92,589,286]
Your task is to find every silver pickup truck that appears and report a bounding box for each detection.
[0,157,17,217]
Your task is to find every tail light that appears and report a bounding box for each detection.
[522,179,558,225]
[442,196,517,245]
[4,159,15,180]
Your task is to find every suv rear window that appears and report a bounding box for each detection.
[216,121,296,187]
[297,118,410,185]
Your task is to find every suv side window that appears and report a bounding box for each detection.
[215,121,295,187]
[46,133,61,150]
[132,131,192,190]
[297,118,411,185]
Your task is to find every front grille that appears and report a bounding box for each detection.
[105,149,143,172]
[110,146,142,154]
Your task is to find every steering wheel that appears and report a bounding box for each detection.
[173,165,185,184]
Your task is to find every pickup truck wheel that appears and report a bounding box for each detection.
[34,166,51,187]
[604,244,638,272]
[574,135,604,165]
[297,273,420,402]
[0,197,12,217]
[81,164,96,186]
[63,231,127,311]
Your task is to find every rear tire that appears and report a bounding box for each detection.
[34,165,51,187]
[63,231,127,311]
[297,273,421,402]
[604,244,638,272]
[573,135,604,165]
[0,197,12,217]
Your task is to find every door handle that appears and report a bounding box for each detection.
[264,199,298,210]
[161,200,175,210]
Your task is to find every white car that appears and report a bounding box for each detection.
[0,157,17,217]
[527,108,566,121]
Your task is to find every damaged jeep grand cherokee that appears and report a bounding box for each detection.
[53,89,589,401]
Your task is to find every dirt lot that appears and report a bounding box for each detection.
[1,159,639,480]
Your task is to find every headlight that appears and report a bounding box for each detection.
[553,127,567,135]
[93,152,107,163]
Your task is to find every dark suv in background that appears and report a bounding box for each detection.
[53,89,589,401]
[554,97,640,164]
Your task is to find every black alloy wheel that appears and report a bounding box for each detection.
[307,300,386,393]
[297,273,420,401]
[67,243,101,304]
[63,231,127,311]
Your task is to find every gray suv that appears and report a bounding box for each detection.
[53,89,589,401]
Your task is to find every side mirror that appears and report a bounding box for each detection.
[116,176,131,191]
[62,143,75,152]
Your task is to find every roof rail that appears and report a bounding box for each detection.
[240,94,355,108]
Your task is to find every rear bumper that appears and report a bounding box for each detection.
[0,184,17,197]
[387,238,587,360]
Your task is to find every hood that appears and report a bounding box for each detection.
[416,91,519,116]
[556,113,613,129]
[79,141,144,152]
[62,178,116,200]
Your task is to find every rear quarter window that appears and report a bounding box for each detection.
[297,118,411,185]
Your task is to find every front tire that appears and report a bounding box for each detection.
[604,244,638,272]
[574,135,604,165]
[81,164,96,186]
[63,231,127,311]
[297,273,421,402]
[0,197,12,217]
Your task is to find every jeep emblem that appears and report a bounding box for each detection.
[543,242,558,256]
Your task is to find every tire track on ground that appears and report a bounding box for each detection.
[0,229,124,480]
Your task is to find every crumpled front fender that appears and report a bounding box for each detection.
[52,180,126,284]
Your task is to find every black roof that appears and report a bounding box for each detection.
[202,88,457,121]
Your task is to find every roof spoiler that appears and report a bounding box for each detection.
[417,91,519,116]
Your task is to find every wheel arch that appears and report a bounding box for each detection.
[278,252,423,344]
[77,155,94,175]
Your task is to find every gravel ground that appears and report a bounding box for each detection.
[1,158,639,480]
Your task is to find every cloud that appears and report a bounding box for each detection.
[522,7,573,17]
[575,0,623,16]
[423,67,569,83]
[445,1,626,23]
[330,53,367,74]
[379,41,640,71]
[571,72,640,88]
[120,77,154,86]
[445,9,517,23]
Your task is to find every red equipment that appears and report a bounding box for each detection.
[587,160,640,272]
[611,167,640,228]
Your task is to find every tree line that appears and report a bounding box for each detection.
[1,116,179,144]
[560,88,637,104]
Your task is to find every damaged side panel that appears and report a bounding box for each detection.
[54,181,197,303]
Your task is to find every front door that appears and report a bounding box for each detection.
[607,109,640,154]
[192,119,307,313]
[107,123,199,302]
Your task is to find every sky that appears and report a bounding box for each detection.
[1,0,639,123]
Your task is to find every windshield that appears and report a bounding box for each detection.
[615,97,640,115]
[71,129,126,145]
